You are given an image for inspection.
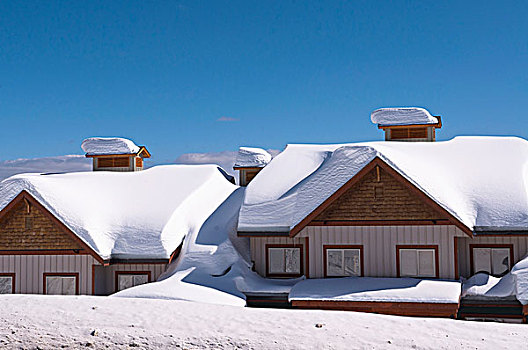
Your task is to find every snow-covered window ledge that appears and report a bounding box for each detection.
[397,245,438,278]
[266,244,303,278]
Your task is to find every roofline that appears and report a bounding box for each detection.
[103,258,169,265]
[378,116,442,129]
[85,146,151,159]
[288,156,472,238]
[0,190,105,264]
[233,166,266,170]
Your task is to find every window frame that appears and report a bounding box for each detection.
[470,244,514,276]
[265,244,304,278]
[115,271,152,292]
[396,245,439,278]
[43,272,79,295]
[323,245,364,277]
[0,273,15,294]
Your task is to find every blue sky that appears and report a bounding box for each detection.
[0,1,527,164]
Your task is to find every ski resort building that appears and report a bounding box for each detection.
[0,138,236,296]
[237,108,528,319]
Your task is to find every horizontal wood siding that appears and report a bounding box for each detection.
[0,254,99,294]
[251,226,466,279]
[457,236,528,278]
[93,263,167,295]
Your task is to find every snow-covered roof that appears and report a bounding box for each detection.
[289,277,461,303]
[371,107,439,126]
[0,165,237,260]
[81,137,142,156]
[238,137,528,233]
[233,147,272,168]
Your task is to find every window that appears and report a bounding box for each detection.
[135,157,143,168]
[0,274,15,294]
[471,245,512,276]
[98,157,130,168]
[44,273,78,295]
[397,246,438,278]
[324,245,363,277]
[266,245,303,277]
[116,272,151,292]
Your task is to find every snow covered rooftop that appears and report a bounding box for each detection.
[0,165,237,260]
[81,137,142,156]
[233,147,272,168]
[289,277,462,303]
[371,107,439,126]
[238,136,528,233]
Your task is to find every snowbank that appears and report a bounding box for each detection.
[239,137,528,233]
[0,165,237,260]
[289,277,461,303]
[462,273,516,298]
[81,137,141,155]
[371,107,439,126]
[233,147,272,168]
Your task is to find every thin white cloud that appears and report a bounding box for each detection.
[217,116,239,122]
[0,155,92,181]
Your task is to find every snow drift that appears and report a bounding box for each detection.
[234,147,272,168]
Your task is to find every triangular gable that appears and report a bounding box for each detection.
[0,191,104,263]
[289,157,472,237]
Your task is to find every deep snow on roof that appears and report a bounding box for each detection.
[234,147,272,168]
[0,165,237,260]
[371,107,439,126]
[81,137,141,156]
[238,137,528,233]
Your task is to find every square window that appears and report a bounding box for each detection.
[325,247,361,277]
[267,247,302,276]
[398,247,437,278]
[45,275,77,295]
[116,273,150,291]
[0,276,14,294]
[472,246,511,276]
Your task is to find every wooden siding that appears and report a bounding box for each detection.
[0,254,99,294]
[93,157,135,172]
[0,201,84,251]
[251,225,467,279]
[93,263,167,295]
[457,236,528,278]
[313,166,445,223]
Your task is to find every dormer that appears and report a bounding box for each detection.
[371,107,442,142]
[233,147,271,186]
[81,137,151,172]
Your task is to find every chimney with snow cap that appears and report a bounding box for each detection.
[233,147,271,186]
[81,137,151,172]
[371,107,442,142]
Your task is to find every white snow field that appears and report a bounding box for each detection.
[234,147,272,168]
[0,294,527,350]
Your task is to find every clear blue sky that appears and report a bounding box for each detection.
[1,1,527,163]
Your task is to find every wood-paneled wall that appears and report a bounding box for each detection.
[251,225,467,279]
[457,236,528,277]
[0,254,99,294]
[93,263,167,295]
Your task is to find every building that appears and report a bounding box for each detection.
[0,138,236,296]
[237,108,528,318]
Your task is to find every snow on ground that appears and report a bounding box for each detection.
[81,137,141,155]
[370,107,439,125]
[0,294,526,350]
[290,277,461,303]
[234,147,272,168]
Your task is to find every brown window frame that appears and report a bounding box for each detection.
[469,244,514,276]
[265,244,304,278]
[0,273,15,294]
[43,272,80,295]
[323,245,364,277]
[396,245,439,278]
[115,271,152,292]
[135,157,143,168]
